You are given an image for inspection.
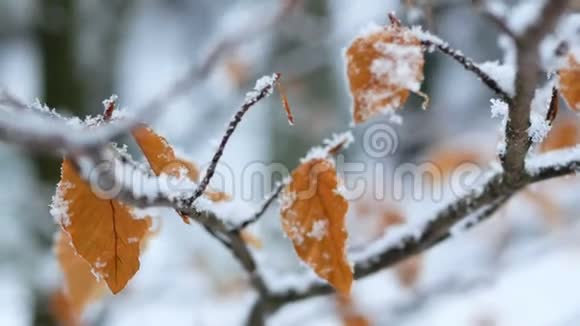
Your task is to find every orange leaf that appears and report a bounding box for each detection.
[224,57,250,88]
[52,160,151,294]
[426,148,484,184]
[559,54,580,112]
[541,119,580,152]
[50,290,82,326]
[132,125,200,181]
[204,190,231,202]
[275,81,295,125]
[280,159,352,295]
[336,295,371,326]
[132,125,230,224]
[346,22,425,124]
[240,230,263,249]
[54,230,105,317]
[132,125,200,224]
[394,255,422,288]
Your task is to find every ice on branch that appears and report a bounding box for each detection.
[526,146,580,175]
[50,181,73,226]
[301,131,354,163]
[478,61,516,96]
[528,85,554,144]
[244,73,279,103]
[350,220,423,266]
[102,94,118,109]
[409,26,444,47]
[490,99,509,156]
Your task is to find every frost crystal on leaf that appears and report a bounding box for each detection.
[346,21,425,124]
[50,181,74,226]
[279,188,296,212]
[307,220,328,241]
[301,131,354,163]
[372,42,423,92]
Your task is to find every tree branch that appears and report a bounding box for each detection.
[262,147,580,308]
[187,73,280,206]
[420,39,512,102]
[502,0,569,183]
[231,182,285,233]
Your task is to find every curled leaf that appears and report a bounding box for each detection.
[346,21,425,124]
[132,125,233,223]
[275,81,295,125]
[132,126,231,205]
[52,160,152,294]
[280,158,352,295]
[132,125,200,181]
[559,54,580,112]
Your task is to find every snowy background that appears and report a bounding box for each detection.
[1,0,580,325]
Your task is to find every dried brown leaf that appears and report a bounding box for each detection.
[346,22,425,124]
[336,295,371,326]
[54,160,152,294]
[541,119,580,152]
[281,158,352,295]
[559,54,580,112]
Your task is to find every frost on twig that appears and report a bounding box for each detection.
[187,73,281,207]
[413,28,513,101]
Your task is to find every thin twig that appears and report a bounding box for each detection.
[263,146,577,305]
[421,39,512,102]
[187,74,281,207]
[546,87,559,124]
[232,183,285,232]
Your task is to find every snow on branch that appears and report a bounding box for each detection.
[186,73,281,207]
[414,31,513,101]
[230,182,285,233]
[265,146,580,305]
[501,0,569,181]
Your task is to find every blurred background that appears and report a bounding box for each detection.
[1,0,580,325]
